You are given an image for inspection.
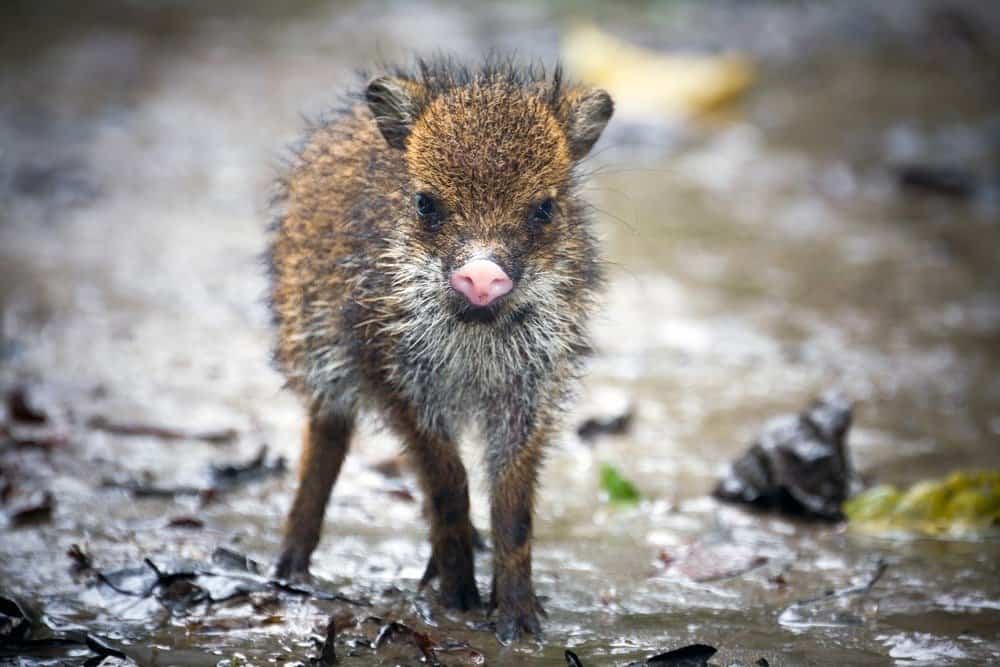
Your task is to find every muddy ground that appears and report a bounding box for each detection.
[2,1,999,665]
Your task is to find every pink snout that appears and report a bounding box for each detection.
[450,259,513,307]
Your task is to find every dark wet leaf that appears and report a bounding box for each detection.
[310,616,337,665]
[157,576,209,613]
[211,546,262,574]
[103,449,283,499]
[577,405,634,441]
[266,577,368,606]
[714,392,860,520]
[167,516,205,529]
[897,164,977,199]
[0,599,133,664]
[373,620,438,664]
[67,543,96,577]
[8,490,54,526]
[87,415,238,444]
[84,634,128,661]
[97,563,161,598]
[141,559,210,613]
[646,643,717,666]
[96,559,235,613]
[0,637,88,659]
[101,476,203,498]
[0,595,32,644]
[210,445,286,488]
[96,554,368,611]
[7,385,48,423]
[195,573,263,603]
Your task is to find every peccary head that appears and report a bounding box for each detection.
[365,60,612,325]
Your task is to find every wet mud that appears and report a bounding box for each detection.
[2,1,999,664]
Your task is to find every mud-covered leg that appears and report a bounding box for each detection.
[275,402,354,579]
[488,417,548,644]
[392,408,481,610]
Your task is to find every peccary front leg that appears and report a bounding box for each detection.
[391,407,481,611]
[275,403,353,579]
[487,412,549,644]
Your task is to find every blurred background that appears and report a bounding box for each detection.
[1,1,998,665]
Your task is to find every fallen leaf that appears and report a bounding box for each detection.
[87,416,237,445]
[661,542,767,582]
[563,24,754,120]
[600,464,641,505]
[310,616,336,666]
[577,405,634,442]
[8,490,54,527]
[7,386,48,424]
[844,470,1000,537]
[647,643,717,666]
[210,445,286,488]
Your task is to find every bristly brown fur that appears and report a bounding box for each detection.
[268,55,612,643]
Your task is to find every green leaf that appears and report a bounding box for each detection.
[600,464,641,504]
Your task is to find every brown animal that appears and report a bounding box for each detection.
[268,58,613,643]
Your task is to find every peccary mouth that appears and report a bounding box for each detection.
[455,302,503,324]
[454,302,534,326]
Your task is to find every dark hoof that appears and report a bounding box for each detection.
[274,547,311,580]
[440,576,482,611]
[494,607,543,645]
[420,550,481,611]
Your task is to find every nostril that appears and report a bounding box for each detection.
[490,277,513,297]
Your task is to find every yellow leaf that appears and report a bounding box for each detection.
[562,24,755,120]
[843,470,1000,538]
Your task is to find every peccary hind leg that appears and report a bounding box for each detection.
[275,403,353,579]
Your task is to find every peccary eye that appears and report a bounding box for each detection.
[531,198,555,225]
[414,192,442,230]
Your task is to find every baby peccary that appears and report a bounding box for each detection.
[268,59,613,643]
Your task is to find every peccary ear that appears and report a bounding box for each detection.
[366,76,422,150]
[565,89,614,160]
